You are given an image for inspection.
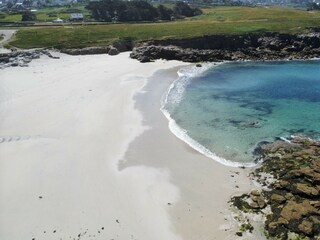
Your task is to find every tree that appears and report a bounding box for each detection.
[21,11,37,21]
[87,0,159,22]
[173,1,202,18]
[157,4,173,20]
[86,0,202,22]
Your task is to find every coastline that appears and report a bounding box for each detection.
[160,62,257,168]
[130,32,320,63]
[1,31,320,69]
[123,67,256,239]
[1,23,319,239]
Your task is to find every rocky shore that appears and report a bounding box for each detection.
[130,32,320,62]
[1,31,319,68]
[230,136,320,240]
[0,49,60,69]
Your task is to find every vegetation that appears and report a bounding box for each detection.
[21,11,37,21]
[310,3,320,10]
[0,4,90,22]
[6,6,320,49]
[86,0,201,22]
[0,34,4,41]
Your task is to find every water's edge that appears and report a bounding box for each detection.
[160,59,320,168]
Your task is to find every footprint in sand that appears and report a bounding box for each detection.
[0,136,31,144]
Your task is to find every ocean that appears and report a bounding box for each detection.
[162,60,320,167]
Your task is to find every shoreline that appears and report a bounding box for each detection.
[160,62,257,168]
[123,66,255,240]
[1,31,320,69]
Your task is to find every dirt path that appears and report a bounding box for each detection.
[0,30,16,52]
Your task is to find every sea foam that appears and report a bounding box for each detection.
[161,63,256,168]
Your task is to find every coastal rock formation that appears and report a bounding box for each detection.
[130,32,320,62]
[108,46,120,56]
[60,40,133,56]
[231,136,320,239]
[61,46,111,55]
[0,49,59,69]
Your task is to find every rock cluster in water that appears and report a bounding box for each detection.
[231,136,320,239]
[0,49,59,69]
[130,32,320,62]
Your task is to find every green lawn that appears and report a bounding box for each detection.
[0,4,90,22]
[6,6,320,49]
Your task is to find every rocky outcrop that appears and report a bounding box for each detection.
[231,136,320,239]
[0,38,134,69]
[60,39,133,56]
[0,49,60,69]
[60,46,111,55]
[108,46,120,56]
[130,32,320,62]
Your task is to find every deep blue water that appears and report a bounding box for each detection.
[164,60,320,165]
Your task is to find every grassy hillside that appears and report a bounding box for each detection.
[6,6,320,49]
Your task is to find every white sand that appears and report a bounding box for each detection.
[0,52,186,240]
[0,52,255,240]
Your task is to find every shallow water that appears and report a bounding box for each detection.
[163,60,320,165]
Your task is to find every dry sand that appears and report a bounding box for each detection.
[0,52,254,240]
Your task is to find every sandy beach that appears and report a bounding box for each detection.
[0,52,255,240]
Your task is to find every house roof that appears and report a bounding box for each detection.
[70,13,83,19]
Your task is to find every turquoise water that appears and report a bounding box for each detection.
[163,61,320,165]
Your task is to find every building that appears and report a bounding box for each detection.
[70,13,84,21]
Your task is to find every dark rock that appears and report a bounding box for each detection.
[0,57,10,63]
[139,56,152,63]
[112,39,133,52]
[240,222,254,233]
[108,47,120,56]
[130,32,320,63]
[61,47,110,55]
[236,232,243,237]
[0,50,60,69]
[231,136,320,239]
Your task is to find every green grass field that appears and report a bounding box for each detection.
[0,4,90,22]
[5,6,320,49]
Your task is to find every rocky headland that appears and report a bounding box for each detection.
[231,136,320,240]
[130,32,320,62]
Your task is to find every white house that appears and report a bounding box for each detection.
[70,13,84,21]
